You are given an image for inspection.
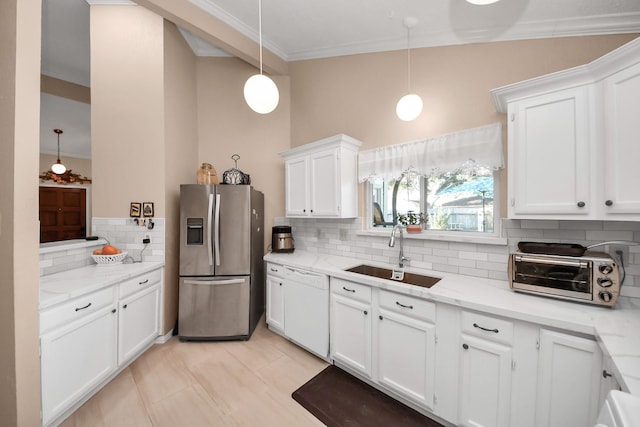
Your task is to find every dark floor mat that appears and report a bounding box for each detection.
[292,365,444,427]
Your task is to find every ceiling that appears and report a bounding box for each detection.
[40,0,640,159]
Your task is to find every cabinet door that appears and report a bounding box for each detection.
[266,275,285,333]
[285,157,309,216]
[535,329,602,427]
[602,62,640,217]
[309,148,340,216]
[118,284,160,365]
[458,334,513,427]
[508,86,592,217]
[377,308,436,410]
[41,305,118,425]
[330,293,372,377]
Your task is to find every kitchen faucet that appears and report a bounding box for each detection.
[389,225,410,268]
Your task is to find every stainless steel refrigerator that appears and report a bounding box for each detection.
[178,184,264,341]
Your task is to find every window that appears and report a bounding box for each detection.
[360,123,504,237]
[370,167,497,233]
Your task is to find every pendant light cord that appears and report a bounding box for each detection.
[258,0,263,75]
[406,26,412,93]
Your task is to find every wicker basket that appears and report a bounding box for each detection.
[91,252,127,265]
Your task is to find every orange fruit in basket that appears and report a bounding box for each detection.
[102,245,119,255]
[93,249,103,255]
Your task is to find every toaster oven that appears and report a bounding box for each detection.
[508,251,621,306]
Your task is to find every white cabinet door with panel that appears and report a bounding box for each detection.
[507,86,592,218]
[535,329,603,427]
[377,308,435,409]
[280,134,361,218]
[118,284,160,365]
[41,303,118,426]
[330,279,372,378]
[265,263,285,333]
[602,61,640,218]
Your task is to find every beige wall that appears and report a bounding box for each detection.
[195,57,291,250]
[90,5,166,218]
[39,153,92,178]
[289,34,638,218]
[162,20,198,334]
[0,0,42,424]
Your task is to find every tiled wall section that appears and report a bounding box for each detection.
[39,217,165,276]
[282,217,640,290]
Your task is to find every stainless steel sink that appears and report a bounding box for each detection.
[345,264,441,289]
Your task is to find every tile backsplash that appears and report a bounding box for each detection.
[280,217,640,296]
[39,217,165,276]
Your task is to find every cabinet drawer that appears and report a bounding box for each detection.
[119,269,162,299]
[379,290,435,323]
[331,278,371,303]
[266,262,284,278]
[40,287,115,334]
[461,311,514,346]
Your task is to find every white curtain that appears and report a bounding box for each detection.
[358,122,503,182]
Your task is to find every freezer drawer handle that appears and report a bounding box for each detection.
[75,302,92,312]
[184,279,246,286]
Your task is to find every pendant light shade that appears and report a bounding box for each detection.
[396,17,422,122]
[244,0,279,114]
[244,74,279,114]
[51,128,66,174]
[396,94,424,122]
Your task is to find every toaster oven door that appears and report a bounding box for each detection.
[511,255,593,300]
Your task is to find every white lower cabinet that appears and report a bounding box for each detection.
[535,329,603,427]
[377,306,436,410]
[265,263,285,333]
[330,290,373,377]
[41,302,118,426]
[40,267,163,426]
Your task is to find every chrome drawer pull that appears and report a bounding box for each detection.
[396,301,414,309]
[342,286,356,293]
[473,322,499,333]
[75,302,92,312]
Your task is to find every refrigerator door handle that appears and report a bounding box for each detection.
[214,193,221,266]
[183,279,246,286]
[207,194,214,266]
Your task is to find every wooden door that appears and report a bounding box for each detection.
[39,187,86,243]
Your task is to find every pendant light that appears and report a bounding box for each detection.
[51,128,66,174]
[243,0,279,114]
[396,17,423,122]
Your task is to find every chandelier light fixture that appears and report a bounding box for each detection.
[243,0,279,114]
[51,128,67,174]
[396,16,423,122]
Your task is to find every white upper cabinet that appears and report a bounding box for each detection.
[280,134,361,218]
[492,37,640,220]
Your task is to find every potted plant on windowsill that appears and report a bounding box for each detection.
[397,211,428,233]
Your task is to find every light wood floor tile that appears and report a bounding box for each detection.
[60,317,329,426]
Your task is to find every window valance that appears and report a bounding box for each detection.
[358,122,503,182]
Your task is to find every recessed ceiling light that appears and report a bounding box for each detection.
[466,0,500,5]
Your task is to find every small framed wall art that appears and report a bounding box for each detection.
[130,202,141,218]
[143,202,155,218]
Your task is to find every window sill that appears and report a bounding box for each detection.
[356,228,508,246]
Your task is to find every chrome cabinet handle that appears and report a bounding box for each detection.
[342,286,355,293]
[75,302,91,312]
[473,323,499,333]
[396,301,414,309]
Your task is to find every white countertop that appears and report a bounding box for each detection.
[264,250,640,396]
[40,261,164,309]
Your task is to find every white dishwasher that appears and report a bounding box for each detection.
[283,266,329,359]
